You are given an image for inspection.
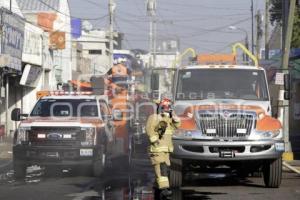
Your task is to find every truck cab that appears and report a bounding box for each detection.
[11,91,116,179]
[151,44,284,188]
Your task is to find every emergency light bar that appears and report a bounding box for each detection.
[36,90,93,99]
[50,91,93,96]
[197,54,237,65]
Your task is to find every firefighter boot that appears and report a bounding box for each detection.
[159,188,172,200]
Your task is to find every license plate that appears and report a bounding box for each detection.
[275,143,285,152]
[80,149,93,156]
[219,150,235,158]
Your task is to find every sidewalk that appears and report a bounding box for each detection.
[285,160,300,169]
[0,138,13,172]
[283,159,300,175]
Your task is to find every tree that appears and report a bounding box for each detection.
[269,0,300,48]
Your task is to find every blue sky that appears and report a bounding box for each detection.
[69,0,265,53]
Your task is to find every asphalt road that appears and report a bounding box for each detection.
[0,157,299,200]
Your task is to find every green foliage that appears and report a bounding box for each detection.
[292,11,300,48]
[269,0,282,25]
[269,0,300,48]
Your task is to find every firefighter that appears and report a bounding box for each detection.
[108,58,132,87]
[146,98,181,199]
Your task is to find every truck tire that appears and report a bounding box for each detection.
[262,157,282,188]
[14,162,26,179]
[170,158,183,188]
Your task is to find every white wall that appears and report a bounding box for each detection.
[81,42,109,74]
[0,0,24,17]
[52,0,72,82]
[155,54,178,68]
[77,30,110,75]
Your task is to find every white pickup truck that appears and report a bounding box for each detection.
[11,92,118,179]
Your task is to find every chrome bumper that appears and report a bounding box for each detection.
[172,139,284,161]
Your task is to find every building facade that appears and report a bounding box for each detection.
[0,4,25,137]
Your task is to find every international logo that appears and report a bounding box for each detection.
[47,133,63,140]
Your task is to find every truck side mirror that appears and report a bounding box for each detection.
[151,73,159,91]
[284,91,291,100]
[11,108,21,121]
[284,73,290,91]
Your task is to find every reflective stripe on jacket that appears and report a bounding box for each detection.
[146,113,181,153]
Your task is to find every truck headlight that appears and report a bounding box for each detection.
[250,129,281,140]
[16,127,29,145]
[81,127,96,146]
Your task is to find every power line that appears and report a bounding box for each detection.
[158,2,250,11]
[179,17,251,39]
[38,0,108,20]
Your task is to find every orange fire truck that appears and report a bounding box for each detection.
[151,43,285,188]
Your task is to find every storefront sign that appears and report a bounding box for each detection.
[71,18,82,39]
[20,64,42,87]
[37,12,57,32]
[22,22,43,66]
[49,31,66,49]
[1,8,25,71]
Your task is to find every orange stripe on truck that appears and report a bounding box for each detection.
[256,115,282,131]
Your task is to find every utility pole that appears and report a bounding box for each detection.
[255,10,263,59]
[109,0,116,70]
[147,0,157,68]
[10,0,12,11]
[265,0,270,59]
[280,0,296,156]
[251,0,254,54]
[282,0,290,51]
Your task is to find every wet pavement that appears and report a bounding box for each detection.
[0,155,299,200]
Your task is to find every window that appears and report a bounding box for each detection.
[80,104,99,117]
[176,69,269,101]
[31,99,98,117]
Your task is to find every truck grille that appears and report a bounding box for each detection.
[197,111,256,138]
[28,127,85,146]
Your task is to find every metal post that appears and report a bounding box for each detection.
[265,0,269,60]
[153,17,157,67]
[41,35,45,89]
[147,0,156,68]
[280,0,296,154]
[282,0,290,51]
[149,17,153,67]
[5,75,8,137]
[10,0,12,12]
[245,34,249,62]
[251,0,254,54]
[109,0,115,70]
[256,10,262,59]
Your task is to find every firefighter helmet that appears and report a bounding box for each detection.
[158,98,173,113]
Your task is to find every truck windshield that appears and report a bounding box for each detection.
[176,69,269,101]
[30,99,99,117]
